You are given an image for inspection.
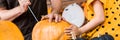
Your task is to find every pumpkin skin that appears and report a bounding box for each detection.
[0,21,24,40]
[32,19,71,40]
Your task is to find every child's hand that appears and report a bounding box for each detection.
[64,25,81,38]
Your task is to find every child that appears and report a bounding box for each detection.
[65,0,120,40]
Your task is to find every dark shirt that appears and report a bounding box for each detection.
[0,0,47,40]
[0,0,6,8]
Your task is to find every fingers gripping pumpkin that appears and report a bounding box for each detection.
[0,21,24,40]
[32,19,71,40]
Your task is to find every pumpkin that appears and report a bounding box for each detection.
[32,19,71,40]
[0,21,24,40]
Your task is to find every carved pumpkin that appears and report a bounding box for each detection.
[0,21,24,40]
[32,19,71,40]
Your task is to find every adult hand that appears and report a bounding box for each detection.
[18,0,31,13]
[41,12,62,22]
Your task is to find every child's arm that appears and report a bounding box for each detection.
[79,0,105,34]
[65,0,105,36]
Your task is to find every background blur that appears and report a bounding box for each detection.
[47,0,78,8]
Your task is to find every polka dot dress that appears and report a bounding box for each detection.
[83,0,120,40]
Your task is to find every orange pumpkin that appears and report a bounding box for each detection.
[32,19,71,40]
[0,21,24,40]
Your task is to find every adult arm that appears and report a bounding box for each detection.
[0,0,31,21]
[41,0,62,22]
